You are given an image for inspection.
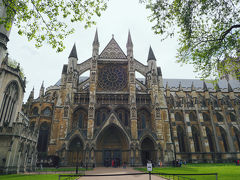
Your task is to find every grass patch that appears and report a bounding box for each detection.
[0,174,77,180]
[36,167,91,172]
[136,163,240,180]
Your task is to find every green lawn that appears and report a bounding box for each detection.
[0,174,76,180]
[136,163,240,180]
[36,167,91,172]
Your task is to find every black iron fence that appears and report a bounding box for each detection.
[59,172,218,180]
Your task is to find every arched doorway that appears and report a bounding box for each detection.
[68,136,84,165]
[141,137,156,165]
[96,125,129,166]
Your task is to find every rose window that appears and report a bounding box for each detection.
[98,65,127,91]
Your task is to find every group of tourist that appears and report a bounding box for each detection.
[173,160,186,167]
[104,158,121,167]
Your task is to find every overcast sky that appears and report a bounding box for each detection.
[7,0,197,102]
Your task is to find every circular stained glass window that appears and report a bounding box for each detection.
[98,65,127,91]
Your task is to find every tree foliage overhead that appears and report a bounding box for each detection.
[145,0,240,80]
[0,0,107,52]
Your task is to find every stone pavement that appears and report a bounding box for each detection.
[79,167,166,180]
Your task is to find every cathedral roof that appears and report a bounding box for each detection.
[162,79,240,92]
[99,36,127,59]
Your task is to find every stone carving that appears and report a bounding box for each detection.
[131,107,137,118]
[99,38,126,59]
[64,107,68,117]
[156,107,161,118]
[91,71,96,82]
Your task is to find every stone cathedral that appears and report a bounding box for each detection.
[23,31,240,166]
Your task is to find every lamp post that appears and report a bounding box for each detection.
[75,142,81,174]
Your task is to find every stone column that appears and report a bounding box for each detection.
[87,58,97,139]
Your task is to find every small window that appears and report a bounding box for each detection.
[32,107,39,116]
[175,112,184,122]
[42,107,52,116]
[216,112,223,122]
[189,112,197,121]
[230,113,236,122]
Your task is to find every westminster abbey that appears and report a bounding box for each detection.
[20,31,240,166]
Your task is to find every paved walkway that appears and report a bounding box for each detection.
[79,167,166,180]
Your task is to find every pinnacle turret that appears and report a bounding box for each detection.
[147,46,156,61]
[126,30,133,47]
[203,82,208,92]
[191,82,196,91]
[216,83,220,92]
[178,82,183,91]
[93,29,99,46]
[28,87,34,100]
[228,82,233,92]
[39,81,45,97]
[68,44,78,59]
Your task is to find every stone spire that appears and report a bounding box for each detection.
[228,82,233,92]
[68,43,78,59]
[166,82,170,90]
[216,83,220,92]
[203,81,208,92]
[126,30,133,57]
[178,82,183,91]
[92,29,99,56]
[147,46,156,61]
[93,29,99,46]
[39,81,45,97]
[191,82,196,91]
[126,30,133,47]
[28,87,34,101]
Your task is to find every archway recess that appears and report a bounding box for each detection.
[95,125,129,166]
[68,136,84,165]
[141,137,156,165]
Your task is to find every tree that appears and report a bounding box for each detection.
[145,0,240,80]
[0,0,107,52]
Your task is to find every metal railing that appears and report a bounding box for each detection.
[59,172,218,180]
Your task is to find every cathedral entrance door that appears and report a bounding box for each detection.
[103,150,121,167]
[141,150,150,165]
[96,125,129,166]
[141,137,156,166]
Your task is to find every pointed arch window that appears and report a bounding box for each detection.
[202,113,210,122]
[230,113,236,122]
[37,122,50,153]
[191,126,201,152]
[0,81,19,126]
[137,109,151,130]
[95,108,110,127]
[189,112,197,121]
[206,127,215,152]
[72,108,88,129]
[116,108,129,127]
[219,127,229,152]
[233,127,240,151]
[42,107,52,116]
[216,113,224,122]
[175,112,184,122]
[32,107,39,116]
[177,126,186,152]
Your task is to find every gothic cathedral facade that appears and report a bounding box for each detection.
[23,31,240,166]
